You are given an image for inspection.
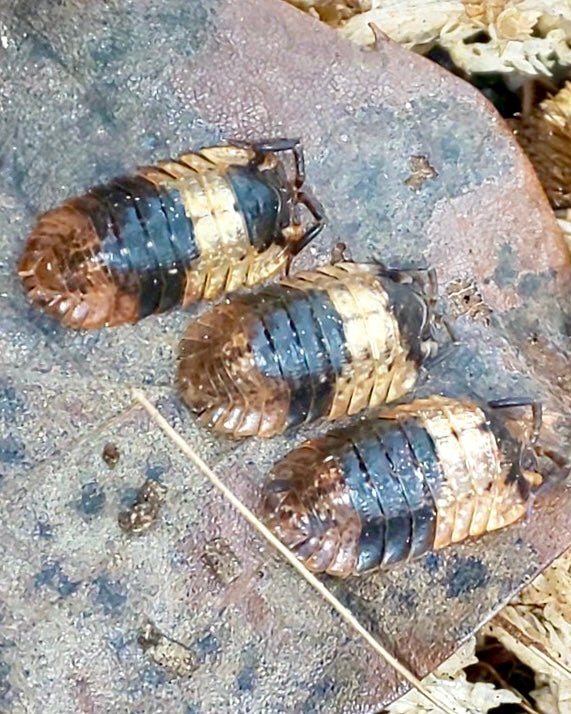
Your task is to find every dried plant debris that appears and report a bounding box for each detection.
[102,442,120,468]
[463,0,510,23]
[138,622,198,677]
[201,536,243,585]
[118,479,168,534]
[446,276,492,324]
[383,637,522,713]
[385,548,571,712]
[512,82,571,210]
[341,1,465,50]
[404,154,438,190]
[289,1,571,79]
[287,0,370,25]
[469,636,540,712]
[484,548,571,714]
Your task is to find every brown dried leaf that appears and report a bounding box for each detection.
[386,638,522,713]
[556,209,571,252]
[512,82,571,210]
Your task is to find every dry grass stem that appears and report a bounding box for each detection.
[132,388,463,714]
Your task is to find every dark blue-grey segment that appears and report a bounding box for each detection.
[88,181,162,317]
[256,293,312,426]
[365,423,414,566]
[398,418,445,512]
[339,436,385,573]
[277,288,326,421]
[247,285,350,429]
[333,415,442,572]
[378,421,437,560]
[113,177,182,313]
[87,174,200,317]
[303,289,349,377]
[227,166,282,252]
[245,299,284,381]
[156,184,199,266]
[278,287,339,422]
[68,193,136,289]
[111,177,178,315]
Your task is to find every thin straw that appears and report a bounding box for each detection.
[133,389,465,714]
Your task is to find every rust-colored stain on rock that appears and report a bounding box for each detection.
[0,0,569,712]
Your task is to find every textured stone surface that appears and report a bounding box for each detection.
[0,0,570,712]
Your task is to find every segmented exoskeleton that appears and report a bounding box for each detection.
[178,260,440,438]
[18,138,324,329]
[263,395,560,577]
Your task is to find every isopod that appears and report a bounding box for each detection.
[178,260,440,438]
[18,138,324,329]
[262,395,557,577]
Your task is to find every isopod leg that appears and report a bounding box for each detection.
[374,261,444,323]
[517,441,570,521]
[228,137,305,186]
[374,262,438,300]
[285,189,326,275]
[435,315,459,345]
[534,446,571,487]
[292,189,326,252]
[248,137,305,187]
[487,398,543,445]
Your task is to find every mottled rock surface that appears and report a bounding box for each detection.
[0,0,570,712]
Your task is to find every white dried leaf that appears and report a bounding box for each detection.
[495,8,540,40]
[443,5,571,77]
[484,549,571,714]
[463,1,509,23]
[336,0,571,78]
[385,637,521,713]
[287,0,371,25]
[340,1,464,48]
[537,12,571,37]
